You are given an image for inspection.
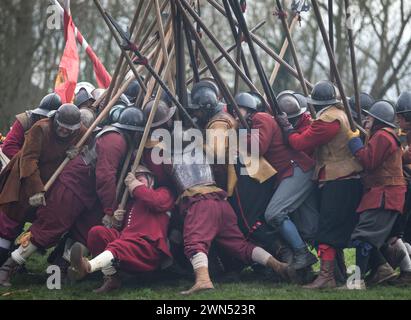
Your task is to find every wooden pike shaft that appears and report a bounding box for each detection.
[206,0,313,90]
[118,47,176,210]
[275,0,316,117]
[269,15,299,86]
[311,0,356,131]
[186,20,266,86]
[344,0,362,124]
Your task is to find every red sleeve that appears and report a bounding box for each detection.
[2,120,25,159]
[132,185,175,212]
[95,133,127,215]
[248,113,275,156]
[355,130,397,171]
[288,120,340,152]
[143,148,173,188]
[295,113,313,133]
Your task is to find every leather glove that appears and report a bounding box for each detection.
[102,214,113,228]
[66,146,80,160]
[113,209,126,230]
[347,129,360,140]
[276,112,295,143]
[276,112,294,131]
[124,172,142,193]
[29,192,46,207]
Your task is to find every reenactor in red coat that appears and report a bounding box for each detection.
[235,92,318,272]
[348,100,406,289]
[68,165,175,293]
[0,107,145,287]
[166,133,289,295]
[0,104,84,269]
[281,81,364,289]
[1,93,62,160]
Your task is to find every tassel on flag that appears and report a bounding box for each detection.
[54,1,79,103]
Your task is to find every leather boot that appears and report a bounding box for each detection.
[93,274,122,294]
[181,267,214,295]
[381,244,406,270]
[389,271,411,287]
[303,260,336,289]
[67,243,91,282]
[291,247,318,270]
[0,257,19,287]
[334,249,348,285]
[366,263,397,286]
[272,240,294,264]
[266,256,290,281]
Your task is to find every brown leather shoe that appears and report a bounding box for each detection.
[266,256,291,281]
[303,260,336,289]
[388,271,411,287]
[93,274,122,294]
[0,257,19,287]
[366,263,397,286]
[181,267,214,295]
[68,243,91,282]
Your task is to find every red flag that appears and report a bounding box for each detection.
[54,10,79,103]
[75,31,111,88]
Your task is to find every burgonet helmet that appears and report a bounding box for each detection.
[396,92,411,114]
[32,93,62,117]
[235,92,257,112]
[80,108,96,128]
[306,80,340,106]
[277,91,306,119]
[189,80,219,111]
[53,103,82,131]
[124,79,141,104]
[74,88,95,108]
[363,100,397,128]
[112,107,145,132]
[348,92,374,118]
[143,99,176,128]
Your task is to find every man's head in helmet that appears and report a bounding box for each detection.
[395,92,411,131]
[143,99,177,130]
[74,88,95,109]
[134,165,155,189]
[50,104,82,140]
[124,79,142,105]
[234,92,258,121]
[31,92,62,123]
[80,108,96,128]
[306,80,341,113]
[112,107,145,133]
[189,80,220,127]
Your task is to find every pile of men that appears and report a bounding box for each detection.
[0,78,410,295]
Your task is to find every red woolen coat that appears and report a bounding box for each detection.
[354,129,406,213]
[247,112,314,184]
[2,120,25,159]
[118,184,175,258]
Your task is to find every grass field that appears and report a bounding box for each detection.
[0,249,410,300]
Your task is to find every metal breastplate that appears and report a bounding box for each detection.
[81,143,98,167]
[170,150,215,194]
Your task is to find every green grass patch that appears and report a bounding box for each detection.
[0,249,410,300]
